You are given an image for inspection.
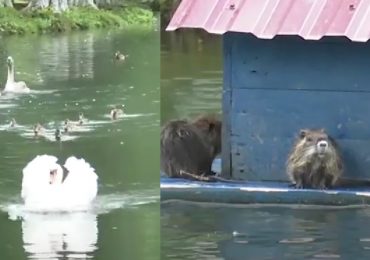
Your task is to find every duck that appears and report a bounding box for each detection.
[33,123,45,137]
[114,51,127,61]
[55,129,61,141]
[110,105,125,120]
[78,112,88,125]
[63,113,87,133]
[4,56,31,93]
[63,119,74,133]
[9,118,16,128]
[21,154,98,212]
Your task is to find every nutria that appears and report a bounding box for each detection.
[286,128,343,189]
[160,114,228,182]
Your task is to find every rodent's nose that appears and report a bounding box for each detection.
[319,141,327,148]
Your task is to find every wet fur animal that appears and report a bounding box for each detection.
[160,114,222,182]
[286,129,343,189]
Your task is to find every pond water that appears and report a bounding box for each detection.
[0,28,159,260]
[160,30,370,260]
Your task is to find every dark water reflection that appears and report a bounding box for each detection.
[160,30,370,259]
[0,28,159,260]
[162,202,370,260]
[161,29,222,122]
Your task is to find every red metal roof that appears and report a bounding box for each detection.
[166,0,370,42]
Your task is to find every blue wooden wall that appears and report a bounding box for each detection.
[222,32,370,181]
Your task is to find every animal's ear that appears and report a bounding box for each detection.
[319,128,325,133]
[299,129,307,139]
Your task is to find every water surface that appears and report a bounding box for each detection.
[0,28,159,260]
[162,202,370,260]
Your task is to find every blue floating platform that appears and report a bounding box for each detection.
[161,158,370,206]
[160,178,370,206]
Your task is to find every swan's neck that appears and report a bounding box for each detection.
[7,63,14,83]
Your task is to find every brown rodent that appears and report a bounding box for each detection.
[286,128,343,189]
[160,114,223,182]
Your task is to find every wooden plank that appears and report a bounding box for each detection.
[228,33,370,92]
[231,89,370,181]
[221,33,232,178]
[160,177,370,206]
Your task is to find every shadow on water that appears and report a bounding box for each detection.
[160,29,370,260]
[0,28,160,260]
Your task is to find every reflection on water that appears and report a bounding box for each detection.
[160,30,222,122]
[160,30,370,259]
[22,212,98,259]
[5,187,158,259]
[4,188,159,259]
[161,202,370,260]
[0,28,159,260]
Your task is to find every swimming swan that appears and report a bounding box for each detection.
[4,56,30,93]
[21,155,98,212]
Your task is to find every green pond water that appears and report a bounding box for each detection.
[0,28,160,260]
[160,30,370,260]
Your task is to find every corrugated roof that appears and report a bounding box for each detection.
[166,0,370,42]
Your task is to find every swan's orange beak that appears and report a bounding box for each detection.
[49,169,57,184]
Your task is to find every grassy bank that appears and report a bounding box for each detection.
[0,6,156,35]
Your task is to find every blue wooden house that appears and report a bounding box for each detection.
[161,0,370,206]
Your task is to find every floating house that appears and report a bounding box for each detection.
[161,0,370,206]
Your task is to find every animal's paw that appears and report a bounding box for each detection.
[294,184,304,189]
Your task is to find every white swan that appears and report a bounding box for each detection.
[4,56,31,93]
[21,155,98,212]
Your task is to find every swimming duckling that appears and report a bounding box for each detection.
[33,123,44,137]
[110,105,125,120]
[55,129,61,141]
[63,119,74,133]
[78,112,88,125]
[9,118,16,128]
[115,51,127,61]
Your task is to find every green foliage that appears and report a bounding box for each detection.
[115,6,154,26]
[0,6,155,35]
[155,0,180,23]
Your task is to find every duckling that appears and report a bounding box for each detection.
[63,119,74,133]
[55,129,61,141]
[33,123,44,137]
[115,51,127,61]
[110,105,125,120]
[9,118,16,128]
[78,112,88,125]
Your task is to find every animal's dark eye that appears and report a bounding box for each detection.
[306,137,313,142]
